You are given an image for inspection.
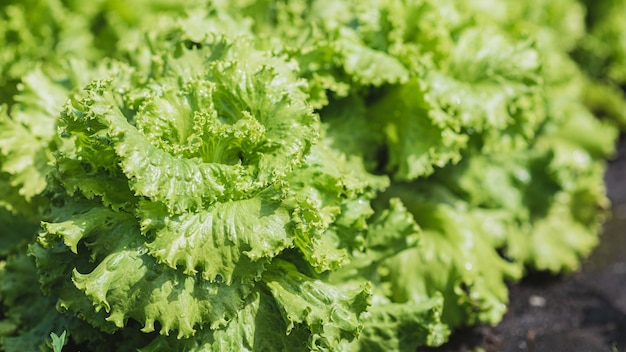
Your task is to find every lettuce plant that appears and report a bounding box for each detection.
[0,0,623,351]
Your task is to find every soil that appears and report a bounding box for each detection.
[424,137,626,352]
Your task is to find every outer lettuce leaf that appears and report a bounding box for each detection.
[137,186,293,284]
[262,259,370,351]
[348,296,449,351]
[140,260,370,352]
[36,198,249,338]
[332,198,421,279]
[327,198,450,350]
[138,288,311,352]
[3,246,164,352]
[375,185,523,327]
[286,141,389,272]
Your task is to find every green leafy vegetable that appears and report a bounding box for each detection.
[0,0,623,351]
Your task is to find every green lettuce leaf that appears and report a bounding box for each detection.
[286,140,389,272]
[262,259,371,350]
[349,296,449,351]
[139,260,370,352]
[36,198,250,338]
[375,185,523,327]
[137,186,293,284]
[328,198,451,350]
[137,287,311,352]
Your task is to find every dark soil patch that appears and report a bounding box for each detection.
[424,137,626,352]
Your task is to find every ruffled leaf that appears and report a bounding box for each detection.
[368,78,468,180]
[263,259,371,350]
[287,142,389,272]
[348,296,450,351]
[138,185,294,283]
[379,183,524,327]
[36,198,250,338]
[0,105,51,211]
[139,288,310,352]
